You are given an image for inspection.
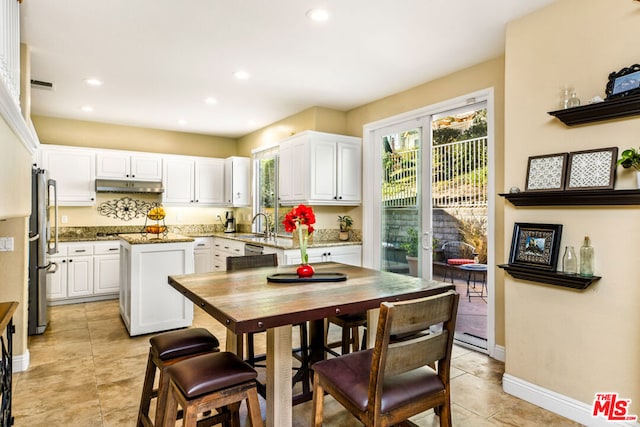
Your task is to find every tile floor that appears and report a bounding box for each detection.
[13,299,582,426]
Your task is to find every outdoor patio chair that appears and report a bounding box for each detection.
[440,241,477,283]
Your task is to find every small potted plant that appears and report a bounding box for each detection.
[337,215,353,241]
[400,227,419,276]
[617,147,640,188]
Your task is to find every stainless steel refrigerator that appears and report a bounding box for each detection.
[28,168,58,335]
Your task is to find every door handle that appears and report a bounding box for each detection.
[422,231,432,252]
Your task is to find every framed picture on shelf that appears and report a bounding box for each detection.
[525,152,568,191]
[606,64,640,100]
[509,223,563,271]
[565,147,618,191]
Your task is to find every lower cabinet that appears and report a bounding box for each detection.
[284,245,362,267]
[211,236,362,269]
[47,242,120,305]
[94,243,121,294]
[212,237,245,271]
[194,237,214,273]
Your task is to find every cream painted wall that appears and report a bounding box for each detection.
[33,115,237,158]
[0,119,32,220]
[0,119,31,357]
[504,0,639,410]
[236,106,350,156]
[59,193,229,228]
[0,218,28,357]
[346,57,507,347]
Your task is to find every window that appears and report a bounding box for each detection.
[252,146,287,235]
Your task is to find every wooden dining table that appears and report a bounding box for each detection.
[168,261,455,427]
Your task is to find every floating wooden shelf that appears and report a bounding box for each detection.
[498,264,600,290]
[499,189,640,206]
[548,94,640,126]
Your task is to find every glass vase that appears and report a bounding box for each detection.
[562,246,577,274]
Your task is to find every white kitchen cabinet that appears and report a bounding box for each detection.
[96,151,162,181]
[40,146,96,206]
[224,156,250,207]
[278,131,361,205]
[93,242,121,294]
[212,237,245,271]
[163,156,224,205]
[48,242,121,304]
[284,245,362,267]
[278,139,306,203]
[196,158,225,204]
[46,253,67,301]
[194,237,214,273]
[119,238,194,336]
[47,243,94,302]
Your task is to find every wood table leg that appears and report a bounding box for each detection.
[267,325,292,427]
[225,329,244,358]
[366,308,379,349]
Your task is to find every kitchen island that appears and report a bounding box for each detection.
[119,233,194,336]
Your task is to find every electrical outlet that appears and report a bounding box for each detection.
[61,215,68,224]
[0,237,14,252]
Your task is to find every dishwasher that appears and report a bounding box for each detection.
[245,243,264,255]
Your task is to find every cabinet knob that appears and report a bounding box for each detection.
[69,259,73,262]
[195,200,199,203]
[338,196,342,200]
[131,174,135,178]
[126,174,129,177]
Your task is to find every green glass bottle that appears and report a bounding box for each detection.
[579,236,593,277]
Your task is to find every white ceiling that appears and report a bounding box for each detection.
[20,0,555,138]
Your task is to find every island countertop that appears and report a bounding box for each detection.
[118,233,195,245]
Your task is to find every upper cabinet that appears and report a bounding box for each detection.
[278,131,361,206]
[224,156,250,207]
[96,151,162,181]
[40,146,96,206]
[163,156,224,205]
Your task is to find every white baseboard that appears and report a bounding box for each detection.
[492,344,505,362]
[503,374,640,427]
[13,349,30,372]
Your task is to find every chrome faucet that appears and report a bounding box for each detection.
[251,213,272,239]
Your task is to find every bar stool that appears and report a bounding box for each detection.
[137,328,220,427]
[326,313,367,356]
[162,351,263,427]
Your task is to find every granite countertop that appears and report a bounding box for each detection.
[187,232,361,250]
[118,233,195,245]
[54,225,362,249]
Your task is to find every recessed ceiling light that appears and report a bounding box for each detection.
[178,119,188,125]
[306,8,329,22]
[234,70,250,80]
[84,78,102,86]
[204,97,218,105]
[80,105,93,112]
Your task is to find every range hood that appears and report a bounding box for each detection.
[95,179,164,194]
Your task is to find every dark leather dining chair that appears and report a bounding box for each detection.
[226,253,278,271]
[311,290,459,427]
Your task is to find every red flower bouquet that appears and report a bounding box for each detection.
[283,204,316,276]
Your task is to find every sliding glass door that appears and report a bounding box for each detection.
[373,117,432,279]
